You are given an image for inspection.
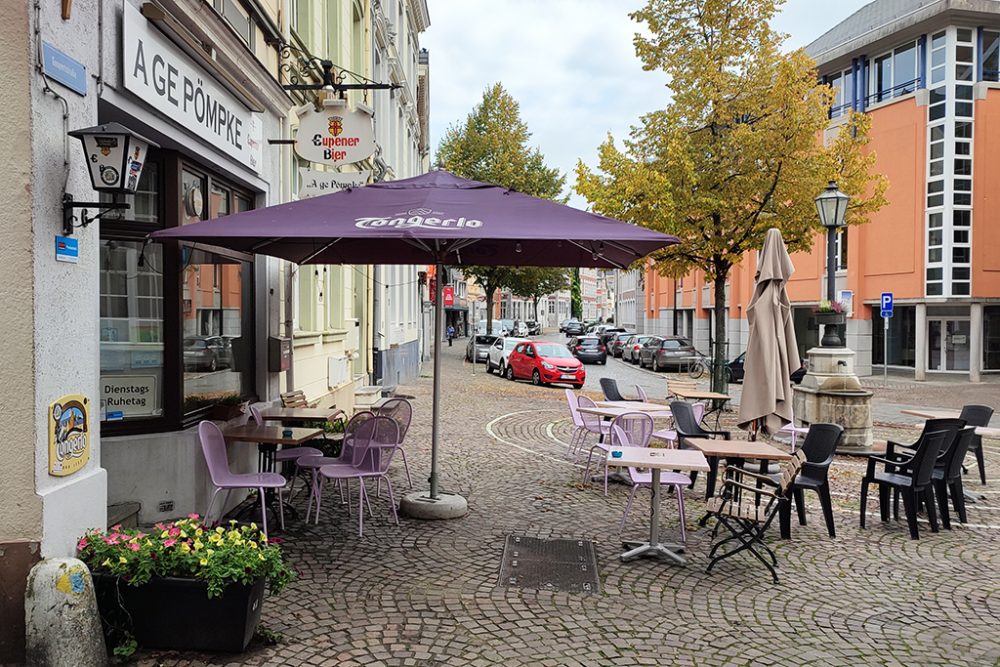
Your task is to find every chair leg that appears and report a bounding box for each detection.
[975,446,987,485]
[398,448,413,489]
[383,476,399,526]
[934,479,951,530]
[620,485,639,532]
[778,499,791,540]
[859,479,869,528]
[817,482,836,538]
[923,488,939,533]
[357,479,366,537]
[258,487,268,539]
[794,487,806,526]
[286,463,298,501]
[951,480,968,523]
[879,484,891,522]
[675,485,687,544]
[277,488,285,531]
[604,460,609,496]
[892,488,900,521]
[901,489,919,540]
[314,477,325,525]
[204,487,223,527]
[582,447,596,484]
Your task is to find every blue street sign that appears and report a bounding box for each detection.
[881,292,893,318]
[41,42,87,96]
[55,235,79,263]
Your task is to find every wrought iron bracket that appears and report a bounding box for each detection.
[63,193,130,236]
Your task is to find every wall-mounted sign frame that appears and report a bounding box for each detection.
[294,100,375,167]
[49,394,91,477]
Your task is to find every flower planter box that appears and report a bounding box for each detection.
[814,312,846,326]
[209,401,249,421]
[93,574,265,653]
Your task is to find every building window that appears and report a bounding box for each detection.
[869,40,918,104]
[828,67,855,118]
[872,305,916,367]
[984,31,1000,82]
[835,228,848,271]
[213,0,254,46]
[984,307,1000,369]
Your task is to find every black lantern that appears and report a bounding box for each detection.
[815,181,850,347]
[63,123,158,235]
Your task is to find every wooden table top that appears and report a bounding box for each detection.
[900,408,961,420]
[577,405,673,419]
[222,425,323,446]
[670,388,731,401]
[607,446,710,472]
[595,400,671,413]
[259,407,343,422]
[682,437,792,461]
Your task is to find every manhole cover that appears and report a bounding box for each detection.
[497,535,600,594]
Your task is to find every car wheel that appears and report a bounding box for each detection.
[653,358,662,372]
[209,357,217,372]
[487,360,494,374]
[532,369,542,386]
[504,364,514,381]
[573,383,584,390]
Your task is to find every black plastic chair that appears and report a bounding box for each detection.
[888,418,964,520]
[671,400,730,497]
[599,378,625,402]
[959,404,993,485]
[779,423,843,538]
[933,426,976,529]
[860,429,949,540]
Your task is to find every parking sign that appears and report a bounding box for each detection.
[881,292,893,318]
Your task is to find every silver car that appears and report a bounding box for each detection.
[621,335,654,364]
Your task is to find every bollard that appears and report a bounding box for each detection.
[25,558,107,667]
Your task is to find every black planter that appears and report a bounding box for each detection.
[814,312,846,325]
[94,574,265,652]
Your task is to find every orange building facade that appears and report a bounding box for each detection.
[643,0,1000,381]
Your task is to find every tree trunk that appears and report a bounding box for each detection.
[485,285,495,335]
[711,268,729,396]
[533,296,540,321]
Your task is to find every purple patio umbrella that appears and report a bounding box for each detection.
[151,170,678,507]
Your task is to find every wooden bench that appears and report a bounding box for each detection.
[280,390,336,412]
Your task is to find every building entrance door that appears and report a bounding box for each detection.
[928,319,971,371]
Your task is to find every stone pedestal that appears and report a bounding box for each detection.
[793,347,874,452]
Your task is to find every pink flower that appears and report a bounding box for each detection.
[163,539,176,547]
[154,522,165,530]
[136,532,147,539]
[111,524,122,531]
[103,537,119,545]
[187,513,200,520]
[128,543,141,551]
[168,527,181,537]
[77,538,88,550]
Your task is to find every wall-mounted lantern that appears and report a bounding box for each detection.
[63,122,159,235]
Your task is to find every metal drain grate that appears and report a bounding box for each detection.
[498,535,600,594]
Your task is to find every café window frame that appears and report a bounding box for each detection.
[100,151,259,436]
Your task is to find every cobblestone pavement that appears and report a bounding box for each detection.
[137,333,1000,667]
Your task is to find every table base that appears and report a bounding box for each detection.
[620,540,686,565]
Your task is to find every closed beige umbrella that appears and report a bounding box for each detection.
[738,228,800,437]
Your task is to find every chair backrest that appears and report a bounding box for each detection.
[248,404,263,427]
[910,429,950,488]
[670,401,707,438]
[576,395,603,430]
[342,410,376,464]
[774,450,808,494]
[609,412,654,449]
[800,423,843,474]
[377,398,412,443]
[565,389,584,427]
[942,426,976,481]
[921,418,965,462]
[280,390,309,408]
[600,378,624,402]
[959,404,993,428]
[351,415,399,473]
[198,421,233,485]
[635,385,649,402]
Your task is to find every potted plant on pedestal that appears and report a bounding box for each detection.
[78,515,294,655]
[812,300,847,347]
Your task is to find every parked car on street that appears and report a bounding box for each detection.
[500,319,516,336]
[600,327,630,348]
[726,352,808,385]
[466,334,500,363]
[621,334,654,364]
[609,331,635,357]
[183,336,231,372]
[526,320,541,335]
[559,318,578,333]
[476,320,505,336]
[567,335,607,364]
[506,341,585,388]
[511,320,529,337]
[563,320,585,336]
[638,336,698,372]
[487,336,528,375]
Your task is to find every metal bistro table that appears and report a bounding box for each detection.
[577,404,673,486]
[595,400,672,414]
[609,446,710,565]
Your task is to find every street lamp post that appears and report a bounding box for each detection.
[815,181,850,347]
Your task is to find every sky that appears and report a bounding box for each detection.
[422,0,873,208]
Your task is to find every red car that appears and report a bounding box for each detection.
[505,341,586,388]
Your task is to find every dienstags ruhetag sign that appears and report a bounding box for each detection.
[122,3,262,172]
[295,101,376,166]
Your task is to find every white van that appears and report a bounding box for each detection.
[487,337,528,375]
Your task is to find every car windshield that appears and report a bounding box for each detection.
[579,338,600,347]
[185,339,207,349]
[536,344,573,358]
[504,339,523,351]
[474,335,496,345]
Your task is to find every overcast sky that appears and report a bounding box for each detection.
[422,0,872,207]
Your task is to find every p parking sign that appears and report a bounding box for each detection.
[881,292,893,318]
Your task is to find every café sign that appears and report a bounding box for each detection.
[123,2,262,172]
[295,100,376,166]
[298,168,371,199]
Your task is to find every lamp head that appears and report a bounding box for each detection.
[815,180,849,229]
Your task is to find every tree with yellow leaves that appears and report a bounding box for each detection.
[576,0,887,392]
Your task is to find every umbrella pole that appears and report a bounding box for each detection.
[430,262,443,499]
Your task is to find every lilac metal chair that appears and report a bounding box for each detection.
[564,390,590,457]
[199,420,286,537]
[573,395,612,459]
[583,412,654,495]
[301,411,377,521]
[616,425,691,541]
[248,405,323,499]
[312,416,401,536]
[376,398,413,488]
[635,385,649,402]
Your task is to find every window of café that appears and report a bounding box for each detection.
[100,151,257,435]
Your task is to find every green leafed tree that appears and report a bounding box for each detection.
[508,268,571,321]
[436,83,566,334]
[571,269,582,320]
[576,0,887,393]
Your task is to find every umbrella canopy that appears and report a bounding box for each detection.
[150,170,675,269]
[737,228,800,436]
[150,170,679,504]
